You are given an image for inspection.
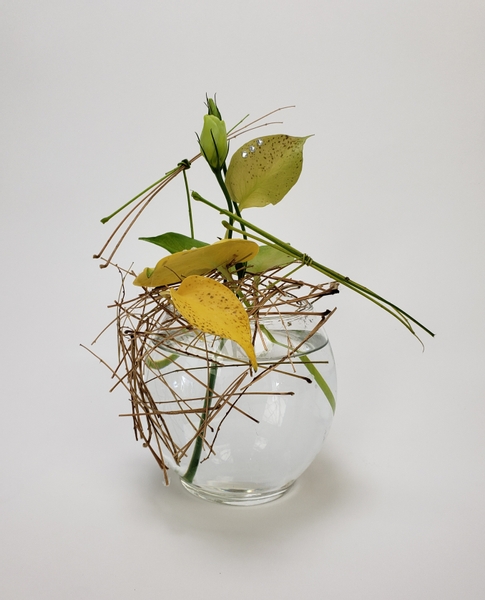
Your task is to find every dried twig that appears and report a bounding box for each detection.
[92,265,338,481]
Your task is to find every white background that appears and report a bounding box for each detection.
[1,1,484,598]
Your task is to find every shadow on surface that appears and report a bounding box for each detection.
[132,448,368,553]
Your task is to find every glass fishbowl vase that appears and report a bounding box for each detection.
[144,307,337,506]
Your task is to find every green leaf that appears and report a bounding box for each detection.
[145,354,178,370]
[246,245,295,273]
[299,355,336,414]
[259,323,335,413]
[139,232,208,254]
[225,134,311,210]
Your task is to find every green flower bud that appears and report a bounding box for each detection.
[199,114,228,171]
[207,97,222,120]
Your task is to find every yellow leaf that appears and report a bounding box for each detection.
[170,275,257,370]
[134,238,259,288]
[225,134,311,210]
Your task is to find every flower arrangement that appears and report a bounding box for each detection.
[90,97,433,504]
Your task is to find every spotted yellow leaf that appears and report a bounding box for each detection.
[225,134,311,210]
[170,275,257,370]
[134,238,259,288]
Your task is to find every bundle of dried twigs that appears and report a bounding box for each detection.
[91,266,338,484]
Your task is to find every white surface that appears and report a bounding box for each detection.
[1,1,484,598]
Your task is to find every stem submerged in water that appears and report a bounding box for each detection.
[182,353,220,484]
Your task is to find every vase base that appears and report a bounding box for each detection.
[180,479,295,506]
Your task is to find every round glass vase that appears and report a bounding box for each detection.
[144,307,337,506]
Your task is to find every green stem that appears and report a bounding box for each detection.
[182,168,194,238]
[212,175,247,277]
[100,158,195,225]
[227,113,250,135]
[191,191,434,338]
[233,202,247,239]
[182,351,220,484]
[100,170,177,224]
[214,170,234,238]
